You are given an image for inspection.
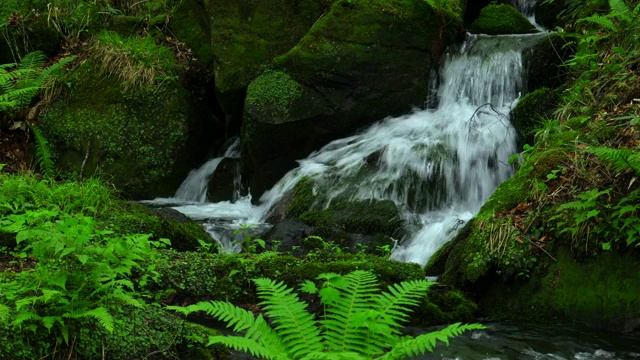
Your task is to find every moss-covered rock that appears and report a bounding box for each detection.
[479,248,640,334]
[206,0,327,118]
[242,0,463,196]
[511,87,559,148]
[107,202,214,252]
[169,0,214,67]
[470,4,537,35]
[39,54,215,199]
[526,34,574,91]
[150,250,476,326]
[299,199,403,237]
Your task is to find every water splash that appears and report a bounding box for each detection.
[173,139,240,202]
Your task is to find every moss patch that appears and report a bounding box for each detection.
[470,4,537,35]
[245,70,304,124]
[512,87,559,148]
[299,199,403,237]
[39,58,213,199]
[480,249,640,332]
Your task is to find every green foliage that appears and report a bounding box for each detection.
[170,270,483,359]
[555,0,640,118]
[31,126,55,178]
[0,51,75,113]
[588,146,640,174]
[0,173,194,356]
[91,31,177,91]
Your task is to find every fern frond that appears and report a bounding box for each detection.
[301,351,368,360]
[77,307,114,333]
[169,301,288,356]
[580,14,618,31]
[31,126,56,178]
[255,278,323,358]
[588,146,640,174]
[321,270,379,354]
[0,304,11,323]
[379,323,486,360]
[609,0,632,23]
[362,279,433,356]
[207,336,279,360]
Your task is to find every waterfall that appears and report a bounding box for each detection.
[158,31,546,261]
[257,33,545,264]
[174,139,240,202]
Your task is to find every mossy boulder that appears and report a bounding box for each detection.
[169,0,214,67]
[299,199,403,238]
[150,250,477,326]
[511,87,559,148]
[39,59,215,199]
[470,4,537,35]
[479,249,640,334]
[242,0,463,196]
[206,0,327,118]
[526,34,574,91]
[107,202,215,252]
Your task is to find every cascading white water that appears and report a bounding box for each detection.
[256,33,545,264]
[153,29,547,260]
[173,139,240,202]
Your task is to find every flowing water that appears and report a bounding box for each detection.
[147,32,547,260]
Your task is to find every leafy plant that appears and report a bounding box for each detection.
[91,31,177,91]
[169,270,483,359]
[31,126,55,178]
[0,51,75,113]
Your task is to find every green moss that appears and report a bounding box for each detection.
[417,286,478,324]
[40,60,211,199]
[74,305,222,360]
[208,0,326,114]
[169,0,214,66]
[470,4,537,35]
[512,87,559,147]
[286,176,317,217]
[299,199,403,237]
[107,202,214,252]
[245,70,304,124]
[480,248,640,331]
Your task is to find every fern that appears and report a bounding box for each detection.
[588,146,640,174]
[31,126,56,178]
[609,0,633,23]
[170,270,484,359]
[80,307,115,333]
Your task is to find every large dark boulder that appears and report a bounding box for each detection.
[470,4,537,35]
[39,41,216,199]
[241,0,463,197]
[205,0,327,120]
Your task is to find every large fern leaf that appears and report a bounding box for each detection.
[379,323,486,360]
[0,303,10,323]
[255,278,323,358]
[78,306,115,333]
[207,336,280,360]
[320,270,379,354]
